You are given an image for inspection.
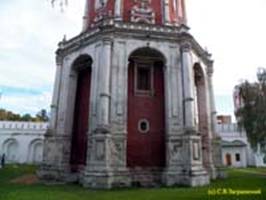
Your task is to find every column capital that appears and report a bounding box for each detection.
[207,65,214,77]
[55,54,63,66]
[180,41,192,52]
[102,37,113,45]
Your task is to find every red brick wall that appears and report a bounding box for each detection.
[84,0,187,27]
[127,61,165,167]
[86,0,115,26]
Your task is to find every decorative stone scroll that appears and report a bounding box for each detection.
[130,0,155,24]
[168,139,183,162]
[110,140,124,165]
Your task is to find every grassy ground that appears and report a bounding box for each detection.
[0,165,265,200]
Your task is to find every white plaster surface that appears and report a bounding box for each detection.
[0,121,48,164]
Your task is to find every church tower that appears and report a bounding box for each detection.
[39,0,222,188]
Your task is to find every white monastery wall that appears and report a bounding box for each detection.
[0,121,48,164]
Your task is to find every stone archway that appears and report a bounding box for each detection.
[70,55,93,172]
[3,138,19,163]
[127,47,166,168]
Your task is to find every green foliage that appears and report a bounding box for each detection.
[236,68,266,149]
[0,165,266,200]
[0,109,49,122]
[35,109,49,122]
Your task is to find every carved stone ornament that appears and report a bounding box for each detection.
[94,0,112,23]
[95,140,105,161]
[192,141,200,160]
[130,0,155,24]
[180,41,191,52]
[168,140,183,162]
[110,140,124,165]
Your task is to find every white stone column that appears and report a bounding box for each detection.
[181,42,196,130]
[82,0,90,31]
[98,38,112,127]
[164,0,170,25]
[207,61,223,178]
[114,0,122,20]
[207,64,217,136]
[50,55,63,130]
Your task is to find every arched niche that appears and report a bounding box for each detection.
[127,47,166,167]
[3,138,19,163]
[28,139,44,164]
[69,54,93,172]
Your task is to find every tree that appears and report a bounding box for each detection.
[35,109,49,122]
[0,108,49,122]
[21,114,34,122]
[0,109,22,121]
[235,68,266,150]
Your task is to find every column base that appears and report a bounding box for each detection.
[37,164,78,183]
[81,168,131,189]
[129,167,163,187]
[163,168,210,187]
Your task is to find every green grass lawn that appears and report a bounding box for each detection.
[0,165,265,200]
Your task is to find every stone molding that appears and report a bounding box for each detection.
[0,121,48,130]
[57,21,211,67]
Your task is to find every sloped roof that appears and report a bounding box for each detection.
[222,140,247,147]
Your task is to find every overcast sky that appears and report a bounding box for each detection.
[0,0,265,120]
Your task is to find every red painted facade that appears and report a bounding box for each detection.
[87,0,115,26]
[84,0,186,28]
[70,68,91,172]
[123,0,163,24]
[127,60,165,167]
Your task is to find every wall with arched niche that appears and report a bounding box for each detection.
[27,139,44,164]
[0,121,47,164]
[2,138,19,163]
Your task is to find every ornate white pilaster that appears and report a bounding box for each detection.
[180,42,196,130]
[97,38,112,128]
[82,0,90,31]
[207,64,217,136]
[50,54,63,130]
[164,0,171,25]
[207,60,224,178]
[114,0,123,20]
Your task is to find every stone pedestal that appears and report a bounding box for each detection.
[164,130,210,187]
[81,127,130,188]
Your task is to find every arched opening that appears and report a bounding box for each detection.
[3,139,19,163]
[127,47,166,167]
[28,139,43,164]
[70,55,92,172]
[193,63,209,168]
